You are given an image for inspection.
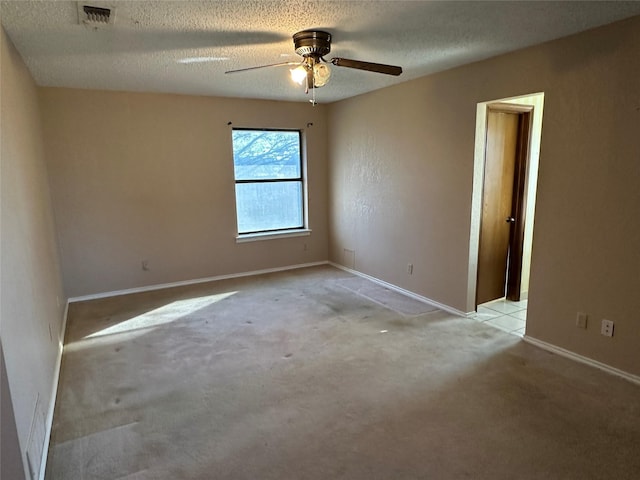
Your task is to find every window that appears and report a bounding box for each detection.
[232,129,305,235]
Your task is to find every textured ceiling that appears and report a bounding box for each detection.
[2,1,640,104]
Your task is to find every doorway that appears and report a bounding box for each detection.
[476,105,532,305]
[467,93,545,332]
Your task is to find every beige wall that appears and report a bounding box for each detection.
[1,27,65,479]
[1,345,26,480]
[328,16,640,376]
[39,89,329,298]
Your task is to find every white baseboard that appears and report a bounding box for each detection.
[328,262,467,317]
[38,300,69,480]
[68,261,329,303]
[523,335,640,386]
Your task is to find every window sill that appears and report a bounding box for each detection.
[236,229,311,243]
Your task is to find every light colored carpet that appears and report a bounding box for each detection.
[335,276,439,316]
[46,265,640,479]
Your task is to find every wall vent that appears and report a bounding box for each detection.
[77,2,116,26]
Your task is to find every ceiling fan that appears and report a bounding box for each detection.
[225,30,402,101]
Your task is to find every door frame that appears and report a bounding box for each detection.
[466,93,545,313]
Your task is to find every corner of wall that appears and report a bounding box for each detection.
[1,25,67,480]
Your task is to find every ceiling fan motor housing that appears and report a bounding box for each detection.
[293,30,332,58]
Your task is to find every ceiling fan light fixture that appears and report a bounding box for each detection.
[313,63,331,87]
[290,64,308,85]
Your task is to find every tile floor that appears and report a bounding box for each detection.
[472,297,527,337]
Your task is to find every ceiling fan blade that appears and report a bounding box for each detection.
[225,61,300,74]
[330,58,402,76]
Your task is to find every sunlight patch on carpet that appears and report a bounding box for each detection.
[85,292,237,339]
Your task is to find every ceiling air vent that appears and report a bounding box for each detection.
[77,3,116,26]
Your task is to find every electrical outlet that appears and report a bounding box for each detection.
[576,312,588,329]
[407,263,413,274]
[601,319,614,337]
[141,260,149,271]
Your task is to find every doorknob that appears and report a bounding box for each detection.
[506,217,515,223]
